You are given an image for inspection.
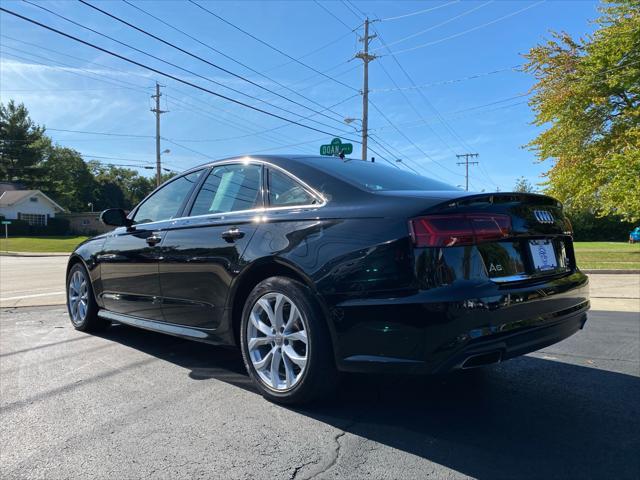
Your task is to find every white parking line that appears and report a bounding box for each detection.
[1,292,65,301]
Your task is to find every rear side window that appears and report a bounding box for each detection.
[306,158,459,192]
[190,164,261,216]
[133,170,203,224]
[268,169,318,207]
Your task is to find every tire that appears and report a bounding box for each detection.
[240,276,337,405]
[66,262,109,332]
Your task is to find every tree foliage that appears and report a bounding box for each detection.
[523,0,640,221]
[0,100,47,183]
[514,176,536,193]
[0,101,169,212]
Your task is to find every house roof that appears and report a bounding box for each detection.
[0,181,26,195]
[0,190,66,212]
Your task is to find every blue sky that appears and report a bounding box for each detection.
[0,0,600,191]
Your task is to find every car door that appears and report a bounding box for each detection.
[98,170,205,320]
[158,162,263,329]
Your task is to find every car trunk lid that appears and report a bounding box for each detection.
[407,192,576,282]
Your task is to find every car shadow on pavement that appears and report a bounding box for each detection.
[97,321,640,479]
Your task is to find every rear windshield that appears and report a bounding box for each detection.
[309,158,459,192]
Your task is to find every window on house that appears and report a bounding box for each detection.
[18,213,46,226]
[81,219,91,226]
[30,197,38,202]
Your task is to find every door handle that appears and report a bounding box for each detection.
[221,228,245,243]
[145,234,162,246]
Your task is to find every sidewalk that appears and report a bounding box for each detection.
[0,251,70,257]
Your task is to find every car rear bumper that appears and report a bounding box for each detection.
[328,271,590,374]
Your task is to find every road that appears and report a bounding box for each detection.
[1,257,639,479]
[0,255,68,308]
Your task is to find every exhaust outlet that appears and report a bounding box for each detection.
[461,351,502,369]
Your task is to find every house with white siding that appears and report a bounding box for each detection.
[0,189,66,226]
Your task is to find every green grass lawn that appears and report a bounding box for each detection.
[573,242,640,270]
[0,236,88,253]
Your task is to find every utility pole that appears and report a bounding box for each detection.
[355,18,376,161]
[456,153,479,191]
[151,82,167,186]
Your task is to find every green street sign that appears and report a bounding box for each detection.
[1,221,11,225]
[320,138,353,156]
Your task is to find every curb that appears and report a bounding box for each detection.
[0,252,69,257]
[583,269,640,275]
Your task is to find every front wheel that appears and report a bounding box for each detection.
[66,262,109,332]
[240,276,337,404]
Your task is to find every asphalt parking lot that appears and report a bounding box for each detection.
[1,257,639,479]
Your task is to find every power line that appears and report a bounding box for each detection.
[372,48,458,156]
[188,0,359,92]
[389,1,546,55]
[368,98,462,177]
[1,37,358,149]
[373,28,474,154]
[124,0,352,124]
[1,44,346,159]
[0,7,364,145]
[456,153,479,191]
[85,0,352,129]
[369,98,529,132]
[262,32,355,74]
[313,0,357,31]
[369,66,520,92]
[1,32,153,84]
[0,47,150,94]
[23,0,351,135]
[342,0,366,20]
[372,1,493,52]
[378,1,460,22]
[47,128,154,138]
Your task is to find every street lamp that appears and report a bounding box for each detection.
[344,117,362,131]
[344,117,361,124]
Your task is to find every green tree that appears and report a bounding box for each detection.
[523,0,640,221]
[40,145,97,212]
[0,100,47,183]
[514,176,536,193]
[89,164,171,210]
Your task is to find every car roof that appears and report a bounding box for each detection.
[184,154,346,172]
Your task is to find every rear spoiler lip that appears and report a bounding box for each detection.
[375,190,561,207]
[427,191,562,212]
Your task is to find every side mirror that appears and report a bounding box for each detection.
[100,208,131,227]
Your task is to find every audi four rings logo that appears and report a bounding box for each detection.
[534,210,555,224]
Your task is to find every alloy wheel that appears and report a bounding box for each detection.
[246,292,308,391]
[68,269,89,326]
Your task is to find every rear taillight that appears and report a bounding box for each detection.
[563,217,573,235]
[409,214,511,247]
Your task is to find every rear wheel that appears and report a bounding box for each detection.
[240,276,336,404]
[66,263,108,332]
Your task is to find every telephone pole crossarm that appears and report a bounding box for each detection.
[456,153,479,191]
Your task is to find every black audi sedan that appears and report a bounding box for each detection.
[66,155,589,404]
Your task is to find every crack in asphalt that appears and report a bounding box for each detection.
[290,458,321,480]
[306,416,360,480]
[309,430,347,480]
